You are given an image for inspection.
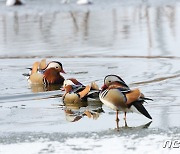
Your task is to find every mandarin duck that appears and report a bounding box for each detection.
[62,84,91,104]
[99,75,152,126]
[63,78,100,102]
[24,59,66,85]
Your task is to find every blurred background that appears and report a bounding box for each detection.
[0,0,180,58]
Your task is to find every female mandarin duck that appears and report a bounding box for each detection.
[26,59,66,85]
[62,78,100,103]
[99,75,152,124]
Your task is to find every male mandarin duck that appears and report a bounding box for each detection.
[99,75,152,123]
[24,59,66,85]
[62,84,91,104]
[62,78,100,104]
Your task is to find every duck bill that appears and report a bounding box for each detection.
[61,68,66,74]
[60,87,65,91]
[101,84,108,91]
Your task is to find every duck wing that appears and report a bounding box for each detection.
[128,100,152,119]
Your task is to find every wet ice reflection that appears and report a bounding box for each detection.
[0,4,180,57]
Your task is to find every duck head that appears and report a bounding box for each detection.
[102,74,129,90]
[63,78,83,87]
[64,85,74,93]
[46,61,66,74]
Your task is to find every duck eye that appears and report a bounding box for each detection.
[55,66,59,69]
[108,80,111,83]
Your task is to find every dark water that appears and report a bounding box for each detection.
[0,0,180,153]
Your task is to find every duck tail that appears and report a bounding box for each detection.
[132,101,152,119]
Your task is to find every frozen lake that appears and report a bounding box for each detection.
[0,0,180,153]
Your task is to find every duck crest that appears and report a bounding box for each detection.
[45,61,65,73]
[104,74,129,89]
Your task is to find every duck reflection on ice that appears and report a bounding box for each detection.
[64,101,104,122]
